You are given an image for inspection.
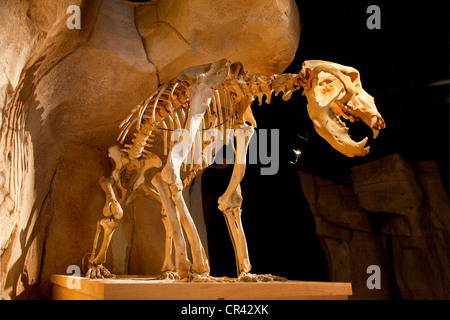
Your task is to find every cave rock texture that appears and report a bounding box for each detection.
[299,154,450,299]
[3,0,448,301]
[0,0,300,299]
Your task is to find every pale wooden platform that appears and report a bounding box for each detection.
[51,275,352,300]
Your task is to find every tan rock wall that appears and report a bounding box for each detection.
[0,0,300,299]
[137,0,300,83]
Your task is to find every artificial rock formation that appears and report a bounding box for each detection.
[0,0,300,299]
[135,0,300,83]
[299,154,450,299]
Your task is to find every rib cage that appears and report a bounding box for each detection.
[117,68,299,186]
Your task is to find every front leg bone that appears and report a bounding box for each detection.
[218,123,254,275]
[170,184,210,276]
[159,82,213,278]
[222,206,251,274]
[218,124,288,282]
[151,173,191,279]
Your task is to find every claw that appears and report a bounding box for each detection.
[159,271,181,281]
[86,263,114,279]
[238,272,288,282]
[189,272,235,283]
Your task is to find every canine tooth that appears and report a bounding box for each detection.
[372,128,380,139]
[371,116,377,128]
[358,137,369,147]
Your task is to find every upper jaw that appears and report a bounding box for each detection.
[308,87,385,158]
[336,89,386,139]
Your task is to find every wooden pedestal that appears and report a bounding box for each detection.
[51,275,352,300]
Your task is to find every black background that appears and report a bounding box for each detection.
[202,1,449,281]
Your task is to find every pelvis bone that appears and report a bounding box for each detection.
[300,60,386,157]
